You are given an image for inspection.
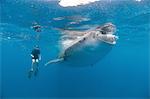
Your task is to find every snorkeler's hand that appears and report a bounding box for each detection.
[31,54,34,58]
[30,26,33,29]
[39,55,41,60]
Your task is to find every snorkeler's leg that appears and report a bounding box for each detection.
[34,59,39,76]
[31,59,35,71]
[28,59,35,78]
[35,59,39,67]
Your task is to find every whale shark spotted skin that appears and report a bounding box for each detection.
[45,22,118,66]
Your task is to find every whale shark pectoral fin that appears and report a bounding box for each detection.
[45,58,64,66]
[58,52,65,58]
[45,50,67,66]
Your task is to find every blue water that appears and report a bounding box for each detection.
[1,0,150,98]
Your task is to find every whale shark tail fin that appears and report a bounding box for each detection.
[45,58,64,66]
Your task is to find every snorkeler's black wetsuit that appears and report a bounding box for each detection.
[31,48,40,59]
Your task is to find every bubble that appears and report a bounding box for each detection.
[7,37,11,39]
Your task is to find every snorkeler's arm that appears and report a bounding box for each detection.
[30,25,41,29]
[30,26,33,29]
[39,49,41,60]
[31,50,34,58]
[39,54,41,60]
[31,54,34,58]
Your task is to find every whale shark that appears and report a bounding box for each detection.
[45,22,118,66]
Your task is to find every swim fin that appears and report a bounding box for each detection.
[28,70,33,79]
[34,68,39,77]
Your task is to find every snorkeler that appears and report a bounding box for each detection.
[28,45,41,78]
[31,22,41,32]
[31,22,42,40]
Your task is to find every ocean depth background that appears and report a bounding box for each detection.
[1,0,150,98]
